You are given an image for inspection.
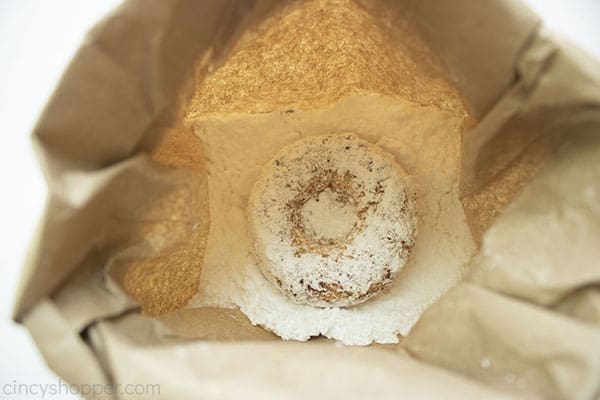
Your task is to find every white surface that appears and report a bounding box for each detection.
[0,1,122,399]
[524,0,600,57]
[0,0,598,399]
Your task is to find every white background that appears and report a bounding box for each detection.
[0,1,599,399]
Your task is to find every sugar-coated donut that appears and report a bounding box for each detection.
[247,134,417,307]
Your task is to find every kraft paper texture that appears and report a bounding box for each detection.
[13,0,600,399]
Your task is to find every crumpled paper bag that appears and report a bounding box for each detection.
[13,0,600,399]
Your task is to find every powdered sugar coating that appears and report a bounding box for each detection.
[187,95,477,345]
[247,134,417,307]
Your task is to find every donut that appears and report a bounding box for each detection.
[247,134,417,307]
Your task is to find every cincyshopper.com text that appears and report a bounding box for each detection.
[2,378,160,399]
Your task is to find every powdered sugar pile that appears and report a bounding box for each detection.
[186,95,476,345]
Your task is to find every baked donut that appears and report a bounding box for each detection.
[247,134,417,307]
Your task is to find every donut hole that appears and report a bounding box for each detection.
[300,188,359,244]
[286,168,370,257]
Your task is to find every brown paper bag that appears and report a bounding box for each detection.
[14,0,600,399]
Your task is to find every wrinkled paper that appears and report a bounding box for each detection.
[13,0,600,399]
